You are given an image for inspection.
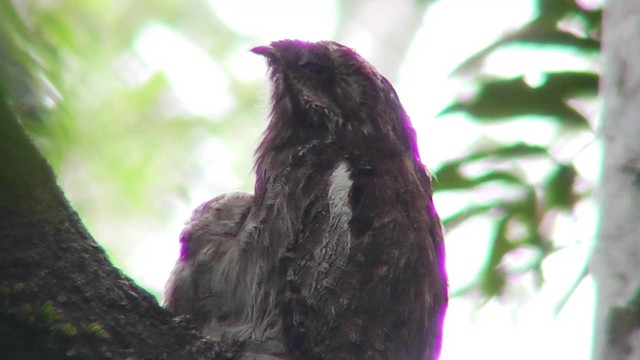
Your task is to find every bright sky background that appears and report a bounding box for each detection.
[128,0,601,358]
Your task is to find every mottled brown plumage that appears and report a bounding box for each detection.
[164,192,254,339]
[165,193,286,359]
[165,40,447,360]
[244,40,448,359]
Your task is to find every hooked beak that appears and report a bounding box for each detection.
[250,45,275,59]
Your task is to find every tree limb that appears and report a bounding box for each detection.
[0,94,241,359]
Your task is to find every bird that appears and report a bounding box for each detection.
[242,40,448,360]
[165,192,286,359]
[164,192,254,340]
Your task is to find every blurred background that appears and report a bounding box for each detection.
[0,0,601,358]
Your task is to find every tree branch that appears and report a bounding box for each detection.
[0,95,240,359]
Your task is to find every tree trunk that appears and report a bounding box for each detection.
[591,1,640,359]
[0,94,244,359]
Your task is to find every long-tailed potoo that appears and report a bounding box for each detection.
[245,40,448,360]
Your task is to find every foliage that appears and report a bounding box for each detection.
[434,0,601,299]
[0,1,263,268]
[0,0,602,304]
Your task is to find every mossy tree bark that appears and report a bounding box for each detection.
[0,94,242,359]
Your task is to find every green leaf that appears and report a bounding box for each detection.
[466,142,550,161]
[452,2,601,77]
[433,165,524,192]
[536,0,582,23]
[544,163,578,210]
[479,217,511,296]
[433,143,549,192]
[441,72,597,129]
[442,203,500,228]
[541,71,599,97]
[433,143,546,187]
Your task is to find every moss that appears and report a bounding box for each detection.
[85,322,110,339]
[0,285,117,356]
[40,300,63,323]
[13,283,24,293]
[53,323,78,337]
[0,282,24,299]
[1,291,80,339]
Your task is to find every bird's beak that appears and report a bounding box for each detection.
[251,45,275,59]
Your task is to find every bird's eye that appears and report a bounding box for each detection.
[300,62,327,77]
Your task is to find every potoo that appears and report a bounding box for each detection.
[164,192,254,340]
[164,193,286,358]
[243,40,448,359]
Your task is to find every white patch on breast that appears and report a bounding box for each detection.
[307,161,354,294]
[326,161,353,250]
[328,162,352,219]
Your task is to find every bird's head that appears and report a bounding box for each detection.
[252,39,418,158]
[178,192,253,260]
